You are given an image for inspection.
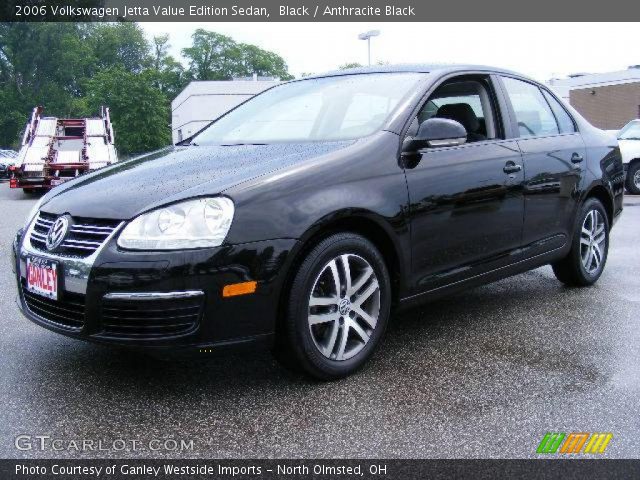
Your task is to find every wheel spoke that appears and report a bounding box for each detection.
[349,267,373,296]
[328,259,342,296]
[353,279,379,307]
[340,255,352,296]
[309,295,338,307]
[584,247,594,271]
[353,306,378,329]
[594,223,605,237]
[592,244,602,269]
[335,325,349,360]
[309,312,340,325]
[580,237,590,246]
[323,320,340,356]
[350,320,370,343]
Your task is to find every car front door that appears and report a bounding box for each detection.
[498,76,585,256]
[403,74,525,295]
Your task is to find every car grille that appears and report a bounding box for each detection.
[101,296,203,338]
[30,212,120,257]
[21,280,85,330]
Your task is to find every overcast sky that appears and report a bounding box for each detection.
[142,22,639,81]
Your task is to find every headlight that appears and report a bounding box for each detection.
[117,197,234,250]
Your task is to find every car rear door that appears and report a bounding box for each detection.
[404,74,525,295]
[497,76,585,256]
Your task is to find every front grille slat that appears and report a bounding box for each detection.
[72,225,114,232]
[101,322,195,330]
[29,212,119,258]
[24,293,84,316]
[21,280,86,330]
[101,295,203,338]
[102,306,201,315]
[102,312,199,322]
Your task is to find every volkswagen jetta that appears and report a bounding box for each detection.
[12,65,624,379]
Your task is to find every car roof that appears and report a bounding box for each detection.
[304,63,528,80]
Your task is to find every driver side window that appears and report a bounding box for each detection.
[415,78,499,143]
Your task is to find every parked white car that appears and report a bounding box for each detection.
[617,119,640,194]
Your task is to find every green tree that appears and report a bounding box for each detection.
[182,29,238,80]
[86,67,170,154]
[88,23,150,74]
[0,23,293,152]
[0,23,94,146]
[235,43,293,80]
[182,28,293,80]
[149,34,190,99]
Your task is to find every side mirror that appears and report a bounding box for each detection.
[404,118,467,151]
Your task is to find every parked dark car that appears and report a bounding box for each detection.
[12,65,624,379]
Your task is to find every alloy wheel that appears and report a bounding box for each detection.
[580,209,606,275]
[634,169,640,189]
[307,254,380,361]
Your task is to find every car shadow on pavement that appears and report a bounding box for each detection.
[22,268,605,398]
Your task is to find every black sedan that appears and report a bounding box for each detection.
[12,65,624,379]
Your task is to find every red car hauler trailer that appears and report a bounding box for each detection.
[9,106,118,193]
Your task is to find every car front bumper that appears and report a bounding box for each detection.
[13,221,298,350]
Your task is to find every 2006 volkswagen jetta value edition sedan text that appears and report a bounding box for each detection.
[12,65,624,379]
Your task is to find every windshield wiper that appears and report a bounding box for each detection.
[220,143,267,146]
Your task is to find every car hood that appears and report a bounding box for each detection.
[41,142,353,220]
[618,139,640,164]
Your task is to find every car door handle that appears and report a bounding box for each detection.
[571,152,584,163]
[503,162,522,174]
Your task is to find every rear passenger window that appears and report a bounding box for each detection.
[501,77,559,137]
[542,90,576,133]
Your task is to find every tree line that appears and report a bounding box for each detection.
[0,23,293,155]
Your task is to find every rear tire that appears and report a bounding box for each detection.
[626,162,640,195]
[278,233,391,380]
[552,198,609,287]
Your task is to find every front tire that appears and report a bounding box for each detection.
[626,162,640,195]
[552,198,609,286]
[281,233,391,380]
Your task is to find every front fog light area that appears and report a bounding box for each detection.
[117,197,234,250]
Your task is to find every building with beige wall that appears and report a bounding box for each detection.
[547,67,640,130]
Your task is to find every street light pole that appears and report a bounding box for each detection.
[358,30,380,66]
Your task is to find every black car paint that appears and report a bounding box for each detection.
[14,65,624,350]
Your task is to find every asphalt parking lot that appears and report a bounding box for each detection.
[0,184,639,459]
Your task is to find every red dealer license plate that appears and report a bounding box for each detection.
[26,256,59,300]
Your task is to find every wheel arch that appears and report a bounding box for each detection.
[274,211,406,345]
[295,211,405,301]
[583,183,614,227]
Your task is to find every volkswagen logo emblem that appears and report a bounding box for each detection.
[46,216,69,251]
[338,298,351,316]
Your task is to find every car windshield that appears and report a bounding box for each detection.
[191,73,426,144]
[618,122,640,140]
